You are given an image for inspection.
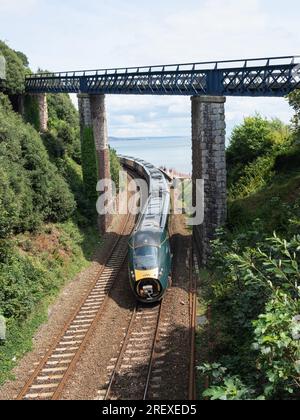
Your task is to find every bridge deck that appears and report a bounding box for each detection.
[25,56,300,97]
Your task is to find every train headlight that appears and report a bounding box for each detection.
[130,271,135,280]
[159,268,164,279]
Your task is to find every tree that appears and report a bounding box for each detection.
[0,40,28,94]
[226,114,291,186]
[227,115,275,166]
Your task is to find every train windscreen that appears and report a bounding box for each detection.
[134,246,158,270]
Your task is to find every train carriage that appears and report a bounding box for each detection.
[119,156,172,303]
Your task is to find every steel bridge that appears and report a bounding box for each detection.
[25,56,300,97]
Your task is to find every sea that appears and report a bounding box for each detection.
[109,136,192,175]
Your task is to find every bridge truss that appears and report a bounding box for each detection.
[26,56,300,97]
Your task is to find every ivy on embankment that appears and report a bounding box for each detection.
[23,95,40,132]
[81,127,98,206]
[80,127,121,210]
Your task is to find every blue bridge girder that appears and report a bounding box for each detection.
[25,56,300,97]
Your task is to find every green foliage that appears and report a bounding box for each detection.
[0,43,104,385]
[253,292,300,397]
[198,364,259,400]
[228,176,300,235]
[275,144,300,172]
[227,115,275,166]
[23,95,40,131]
[14,51,29,68]
[110,147,121,191]
[0,40,29,94]
[197,96,300,401]
[288,89,300,133]
[227,115,291,188]
[199,228,300,400]
[229,154,276,200]
[0,221,101,384]
[81,127,98,206]
[0,252,46,321]
[47,93,81,163]
[0,93,75,238]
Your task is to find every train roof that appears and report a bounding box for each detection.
[119,155,170,240]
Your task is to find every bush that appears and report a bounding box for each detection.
[0,252,46,321]
[274,144,300,173]
[0,93,75,238]
[229,154,276,200]
[227,115,291,187]
[199,231,300,400]
[47,93,81,163]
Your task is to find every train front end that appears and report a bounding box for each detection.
[128,231,171,303]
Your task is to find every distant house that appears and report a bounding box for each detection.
[0,54,6,81]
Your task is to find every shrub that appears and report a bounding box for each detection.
[227,115,291,187]
[200,231,300,400]
[47,93,81,163]
[0,93,75,238]
[229,154,276,200]
[274,144,300,173]
[0,252,46,321]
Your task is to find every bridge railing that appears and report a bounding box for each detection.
[26,56,300,79]
[25,56,300,97]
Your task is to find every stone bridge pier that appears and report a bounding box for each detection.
[78,94,112,234]
[36,93,48,132]
[191,96,227,266]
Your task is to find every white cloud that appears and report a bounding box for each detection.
[0,0,38,13]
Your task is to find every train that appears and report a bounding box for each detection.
[119,155,172,303]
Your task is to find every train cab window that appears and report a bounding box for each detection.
[134,246,158,270]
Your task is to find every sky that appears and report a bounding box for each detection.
[0,0,299,139]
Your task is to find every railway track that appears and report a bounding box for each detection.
[98,244,197,401]
[98,302,171,401]
[16,179,137,401]
[189,244,197,401]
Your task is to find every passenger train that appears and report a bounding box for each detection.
[119,156,172,303]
